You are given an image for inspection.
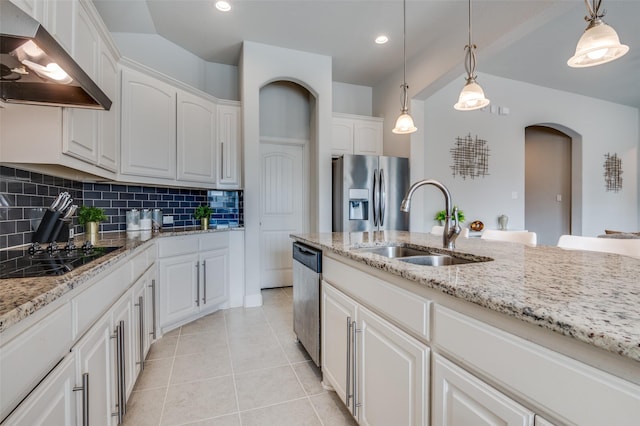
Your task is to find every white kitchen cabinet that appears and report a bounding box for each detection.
[321,280,357,405]
[2,353,78,426]
[0,0,119,179]
[111,290,135,402]
[321,281,428,424]
[158,252,200,328]
[217,103,242,188]
[158,233,233,332]
[73,313,117,426]
[63,33,119,173]
[177,91,217,183]
[433,354,535,426]
[332,113,383,157]
[120,66,177,180]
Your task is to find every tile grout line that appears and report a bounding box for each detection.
[223,307,244,424]
[262,288,326,425]
[158,326,181,426]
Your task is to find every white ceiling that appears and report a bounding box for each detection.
[92,0,640,109]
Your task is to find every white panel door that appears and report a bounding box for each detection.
[4,355,77,426]
[358,306,428,425]
[158,253,199,327]
[201,248,229,308]
[177,91,217,183]
[433,354,535,426]
[259,142,307,288]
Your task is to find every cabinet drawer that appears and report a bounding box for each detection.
[0,303,72,420]
[200,231,228,251]
[158,235,198,258]
[434,305,640,425]
[323,256,431,340]
[72,262,132,339]
[132,242,156,280]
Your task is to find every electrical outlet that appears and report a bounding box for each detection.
[163,215,174,225]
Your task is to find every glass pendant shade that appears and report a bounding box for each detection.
[392,112,417,134]
[454,78,490,111]
[568,20,629,67]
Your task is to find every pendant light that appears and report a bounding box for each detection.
[392,0,417,135]
[454,0,490,111]
[567,0,628,68]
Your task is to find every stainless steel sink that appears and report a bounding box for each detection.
[354,245,491,266]
[354,246,432,258]
[398,254,474,266]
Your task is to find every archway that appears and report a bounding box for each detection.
[525,124,582,245]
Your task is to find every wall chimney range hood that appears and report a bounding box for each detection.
[0,2,112,110]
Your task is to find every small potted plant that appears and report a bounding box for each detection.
[435,207,465,225]
[78,205,107,240]
[193,204,213,230]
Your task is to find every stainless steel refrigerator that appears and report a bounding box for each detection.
[332,154,410,232]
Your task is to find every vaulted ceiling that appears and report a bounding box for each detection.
[93,0,640,109]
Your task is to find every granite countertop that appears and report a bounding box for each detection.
[291,231,640,363]
[0,227,242,334]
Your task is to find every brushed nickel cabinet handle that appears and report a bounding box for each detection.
[202,260,207,304]
[73,372,89,426]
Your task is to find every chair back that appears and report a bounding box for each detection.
[557,235,640,258]
[481,229,537,245]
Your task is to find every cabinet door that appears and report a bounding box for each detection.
[3,355,77,426]
[200,248,229,309]
[357,306,428,426]
[321,281,358,408]
[433,354,535,426]
[217,104,241,188]
[74,315,116,426]
[177,91,217,183]
[62,2,100,164]
[332,117,354,156]
[97,43,119,172]
[353,119,383,156]
[144,270,158,355]
[41,0,74,54]
[112,293,135,400]
[121,67,177,179]
[158,253,199,328]
[132,274,147,384]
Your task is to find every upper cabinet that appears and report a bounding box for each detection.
[120,62,242,189]
[120,66,177,180]
[0,0,119,180]
[217,104,242,189]
[332,113,383,157]
[177,91,217,184]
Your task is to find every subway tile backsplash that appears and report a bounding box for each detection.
[1,165,243,249]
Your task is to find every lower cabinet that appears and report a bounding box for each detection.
[2,243,158,425]
[3,355,78,425]
[158,233,231,332]
[322,281,429,425]
[432,354,534,426]
[73,313,118,425]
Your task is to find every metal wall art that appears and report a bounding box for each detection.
[450,133,490,179]
[603,152,622,192]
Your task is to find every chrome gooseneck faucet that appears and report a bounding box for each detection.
[400,179,461,249]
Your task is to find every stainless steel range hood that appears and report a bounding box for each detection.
[0,2,112,110]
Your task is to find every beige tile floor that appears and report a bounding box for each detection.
[123,287,357,426]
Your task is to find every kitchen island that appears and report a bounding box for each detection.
[291,231,640,425]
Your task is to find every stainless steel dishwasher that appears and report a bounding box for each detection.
[292,241,322,367]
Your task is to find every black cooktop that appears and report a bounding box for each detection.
[0,245,121,279]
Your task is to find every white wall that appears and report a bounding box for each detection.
[332,82,372,116]
[241,41,332,306]
[422,73,638,238]
[260,82,311,140]
[111,32,239,100]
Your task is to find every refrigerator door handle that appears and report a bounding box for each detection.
[380,168,386,227]
[372,169,379,227]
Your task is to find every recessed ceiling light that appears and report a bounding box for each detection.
[375,35,389,44]
[215,1,231,12]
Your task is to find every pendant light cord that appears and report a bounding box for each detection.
[464,0,477,82]
[400,0,408,113]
